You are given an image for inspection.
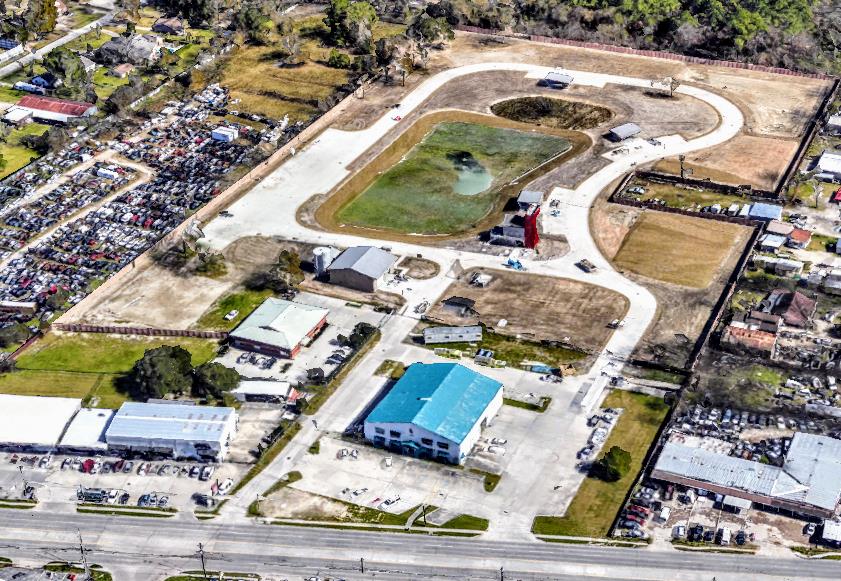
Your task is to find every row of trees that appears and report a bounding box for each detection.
[389,0,839,74]
[125,345,240,400]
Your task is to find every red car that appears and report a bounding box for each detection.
[80,459,95,473]
[629,504,651,516]
[624,513,645,524]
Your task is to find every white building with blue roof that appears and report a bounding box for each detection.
[363,362,503,464]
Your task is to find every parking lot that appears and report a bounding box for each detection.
[215,292,386,384]
[0,404,283,512]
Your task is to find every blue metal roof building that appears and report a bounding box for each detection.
[748,203,783,222]
[364,363,503,464]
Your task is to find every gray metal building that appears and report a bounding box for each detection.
[423,325,483,345]
[607,123,642,142]
[327,246,397,292]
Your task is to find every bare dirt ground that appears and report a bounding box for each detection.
[592,204,752,368]
[654,135,801,190]
[425,268,629,352]
[299,278,405,309]
[62,236,304,328]
[260,486,349,521]
[396,256,440,279]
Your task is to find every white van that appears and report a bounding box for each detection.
[718,527,731,545]
[658,506,671,523]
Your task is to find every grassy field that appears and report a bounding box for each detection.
[491,96,613,130]
[194,288,273,330]
[629,179,748,209]
[0,123,50,179]
[91,67,130,100]
[532,390,669,537]
[614,211,747,288]
[337,122,570,235]
[0,334,219,408]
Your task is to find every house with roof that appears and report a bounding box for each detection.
[10,95,97,124]
[827,114,841,136]
[363,362,503,464]
[786,228,812,249]
[814,150,841,182]
[96,34,161,66]
[31,72,62,90]
[766,220,794,237]
[517,190,543,210]
[758,233,787,253]
[327,246,397,292]
[652,433,841,519]
[766,289,817,328]
[228,298,329,358]
[152,16,185,35]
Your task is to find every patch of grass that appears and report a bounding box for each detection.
[614,211,747,288]
[76,507,176,518]
[194,288,273,330]
[337,122,570,235]
[307,439,321,454]
[230,421,302,496]
[0,85,25,104]
[423,327,586,368]
[470,469,501,492]
[374,359,406,379]
[807,233,837,252]
[440,514,489,531]
[91,66,130,100]
[503,396,551,412]
[532,390,669,537]
[638,368,685,385]
[45,564,111,581]
[263,470,302,497]
[0,122,50,179]
[491,96,612,130]
[629,179,747,210]
[16,333,218,373]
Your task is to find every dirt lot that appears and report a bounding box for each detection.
[260,486,350,521]
[332,33,830,194]
[61,237,310,329]
[654,135,801,190]
[614,212,751,289]
[397,257,440,279]
[593,204,752,368]
[425,268,629,352]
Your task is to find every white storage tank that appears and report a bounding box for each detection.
[313,246,337,276]
[211,126,238,142]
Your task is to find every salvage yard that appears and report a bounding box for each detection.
[426,269,629,352]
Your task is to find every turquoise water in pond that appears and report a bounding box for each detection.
[448,150,493,195]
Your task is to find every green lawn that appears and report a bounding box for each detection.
[16,333,218,373]
[194,288,273,330]
[0,334,219,408]
[0,123,50,179]
[91,67,129,100]
[0,85,25,104]
[532,390,669,537]
[337,122,570,234]
[630,179,747,209]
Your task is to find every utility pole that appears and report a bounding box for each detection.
[78,530,92,581]
[500,565,504,581]
[360,557,364,573]
[679,154,687,180]
[197,542,209,580]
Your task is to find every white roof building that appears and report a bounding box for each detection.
[229,298,329,358]
[816,151,841,181]
[105,402,238,461]
[0,394,81,450]
[59,408,115,452]
[231,380,291,402]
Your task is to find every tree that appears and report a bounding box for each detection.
[104,76,145,114]
[407,12,454,46]
[126,345,194,399]
[45,287,69,310]
[0,323,31,349]
[592,446,632,482]
[324,0,377,52]
[43,47,91,101]
[26,0,58,34]
[192,362,239,399]
[232,2,274,44]
[21,125,69,155]
[278,33,303,66]
[327,48,351,68]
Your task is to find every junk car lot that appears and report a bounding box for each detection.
[0,404,282,511]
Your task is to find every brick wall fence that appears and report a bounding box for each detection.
[456,25,836,81]
[52,322,228,339]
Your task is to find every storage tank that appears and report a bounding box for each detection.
[313,246,337,276]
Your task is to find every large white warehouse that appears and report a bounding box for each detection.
[0,394,81,451]
[105,402,238,461]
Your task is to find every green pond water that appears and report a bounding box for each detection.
[449,150,493,195]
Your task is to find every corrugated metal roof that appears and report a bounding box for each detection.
[106,402,235,443]
[0,394,80,447]
[365,363,502,444]
[59,408,115,450]
[655,434,841,513]
[545,72,573,85]
[517,190,543,204]
[749,203,784,221]
[823,520,841,542]
[229,298,328,350]
[328,246,396,280]
[423,325,482,338]
[17,95,95,117]
[609,123,641,140]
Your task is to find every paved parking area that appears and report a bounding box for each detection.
[216,292,386,384]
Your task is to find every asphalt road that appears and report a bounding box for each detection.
[0,510,835,580]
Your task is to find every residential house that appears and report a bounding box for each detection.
[721,323,777,358]
[758,233,787,253]
[787,228,812,249]
[766,289,817,328]
[152,17,184,35]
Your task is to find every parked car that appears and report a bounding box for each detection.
[672,525,686,539]
[199,465,215,481]
[122,461,133,473]
[218,477,234,495]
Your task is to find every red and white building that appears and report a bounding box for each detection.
[8,95,97,124]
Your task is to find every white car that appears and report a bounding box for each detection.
[223,309,239,321]
[218,477,234,495]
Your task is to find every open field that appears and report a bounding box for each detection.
[0,333,220,408]
[532,390,669,537]
[0,123,49,180]
[614,212,749,288]
[425,269,628,352]
[195,288,274,331]
[314,110,589,242]
[335,121,570,235]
